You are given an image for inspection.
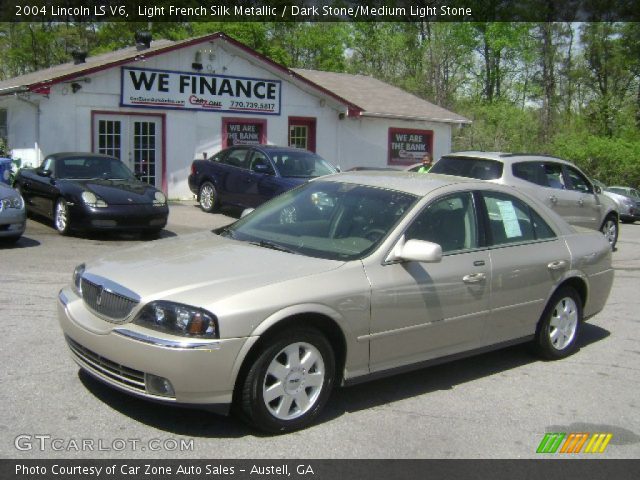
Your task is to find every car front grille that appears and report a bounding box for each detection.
[81,277,138,322]
[65,336,147,394]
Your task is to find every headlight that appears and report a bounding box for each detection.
[0,196,24,210]
[81,191,108,208]
[153,191,167,206]
[72,263,85,295]
[134,301,218,338]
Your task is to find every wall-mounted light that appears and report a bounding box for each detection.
[71,83,82,93]
[192,51,203,71]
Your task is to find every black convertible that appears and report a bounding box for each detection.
[14,152,169,236]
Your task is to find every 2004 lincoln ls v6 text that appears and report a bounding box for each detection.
[57,171,614,433]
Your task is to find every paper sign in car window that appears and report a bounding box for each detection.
[496,200,522,238]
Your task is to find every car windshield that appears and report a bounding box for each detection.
[271,151,337,178]
[55,157,137,181]
[220,181,418,261]
[430,156,503,180]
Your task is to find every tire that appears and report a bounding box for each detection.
[198,182,218,213]
[54,198,71,235]
[238,328,335,433]
[141,229,163,240]
[533,286,582,360]
[600,214,618,249]
[0,235,21,245]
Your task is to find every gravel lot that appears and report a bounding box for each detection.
[1,202,639,459]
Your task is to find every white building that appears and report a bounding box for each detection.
[0,32,469,199]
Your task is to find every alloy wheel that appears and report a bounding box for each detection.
[548,296,579,351]
[262,342,325,421]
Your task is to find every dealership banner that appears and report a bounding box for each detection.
[388,127,433,166]
[121,67,281,115]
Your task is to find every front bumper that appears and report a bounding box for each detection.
[0,208,26,238]
[57,288,251,409]
[68,203,168,231]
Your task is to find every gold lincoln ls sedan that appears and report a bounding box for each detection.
[57,172,614,433]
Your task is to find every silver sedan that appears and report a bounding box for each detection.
[57,172,614,433]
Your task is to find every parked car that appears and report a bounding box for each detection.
[188,145,337,212]
[58,171,613,433]
[606,185,640,209]
[592,180,640,224]
[14,152,168,236]
[0,183,26,243]
[429,152,620,248]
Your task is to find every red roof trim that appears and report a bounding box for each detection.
[25,32,364,114]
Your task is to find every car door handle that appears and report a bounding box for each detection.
[549,195,558,204]
[547,260,567,271]
[578,198,584,206]
[463,273,486,284]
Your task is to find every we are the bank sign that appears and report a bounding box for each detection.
[121,67,282,115]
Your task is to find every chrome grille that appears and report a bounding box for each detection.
[65,336,147,394]
[81,277,138,322]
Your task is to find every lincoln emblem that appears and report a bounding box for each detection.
[96,286,104,306]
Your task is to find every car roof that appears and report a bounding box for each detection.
[227,145,316,154]
[444,151,571,165]
[319,170,487,197]
[45,152,118,160]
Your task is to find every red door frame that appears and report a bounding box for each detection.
[91,110,167,193]
[288,117,317,152]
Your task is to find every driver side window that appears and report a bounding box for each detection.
[405,192,478,253]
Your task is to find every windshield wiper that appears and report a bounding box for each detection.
[250,240,297,254]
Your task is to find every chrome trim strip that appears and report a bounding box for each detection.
[357,309,491,342]
[113,328,221,350]
[58,289,70,307]
[82,272,141,302]
[490,298,544,313]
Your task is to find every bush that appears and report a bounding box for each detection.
[550,134,640,187]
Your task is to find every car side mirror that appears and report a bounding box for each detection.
[386,238,443,264]
[37,168,52,178]
[594,185,602,194]
[241,208,254,218]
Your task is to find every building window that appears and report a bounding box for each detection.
[0,109,7,151]
[134,121,156,186]
[97,120,122,159]
[288,117,316,152]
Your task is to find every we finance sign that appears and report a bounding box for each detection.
[121,67,281,115]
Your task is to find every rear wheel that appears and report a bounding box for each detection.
[198,182,218,213]
[238,328,335,433]
[600,214,618,249]
[54,198,71,235]
[533,286,582,360]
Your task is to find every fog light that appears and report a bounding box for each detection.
[145,373,175,397]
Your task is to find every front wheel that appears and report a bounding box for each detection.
[54,198,71,235]
[533,286,582,360]
[600,215,618,249]
[238,328,335,433]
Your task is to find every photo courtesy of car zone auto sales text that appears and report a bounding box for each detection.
[1,1,639,479]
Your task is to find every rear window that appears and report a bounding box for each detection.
[430,156,503,180]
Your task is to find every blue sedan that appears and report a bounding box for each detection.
[188,145,337,212]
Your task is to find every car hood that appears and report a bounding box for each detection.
[64,179,157,205]
[84,232,344,304]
